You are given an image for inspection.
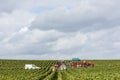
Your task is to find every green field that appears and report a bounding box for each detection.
[0,60,120,80]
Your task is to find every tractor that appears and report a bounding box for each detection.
[70,58,94,68]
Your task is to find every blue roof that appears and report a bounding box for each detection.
[72,58,80,61]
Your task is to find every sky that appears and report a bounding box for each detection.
[0,0,120,60]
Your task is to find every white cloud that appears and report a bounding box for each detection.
[114,42,120,47]
[0,10,35,35]
[0,0,120,59]
[52,32,87,51]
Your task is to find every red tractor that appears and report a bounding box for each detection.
[70,58,94,68]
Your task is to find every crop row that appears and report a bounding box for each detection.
[0,60,120,80]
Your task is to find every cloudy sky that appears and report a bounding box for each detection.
[0,0,120,60]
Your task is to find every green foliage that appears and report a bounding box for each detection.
[0,60,120,80]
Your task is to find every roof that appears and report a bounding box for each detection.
[72,58,81,61]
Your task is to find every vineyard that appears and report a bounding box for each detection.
[0,60,120,80]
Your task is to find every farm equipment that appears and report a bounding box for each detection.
[50,60,67,71]
[70,58,94,68]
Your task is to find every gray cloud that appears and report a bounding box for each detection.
[0,0,120,59]
[30,0,120,32]
[0,0,38,12]
[0,0,16,12]
[0,0,83,12]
